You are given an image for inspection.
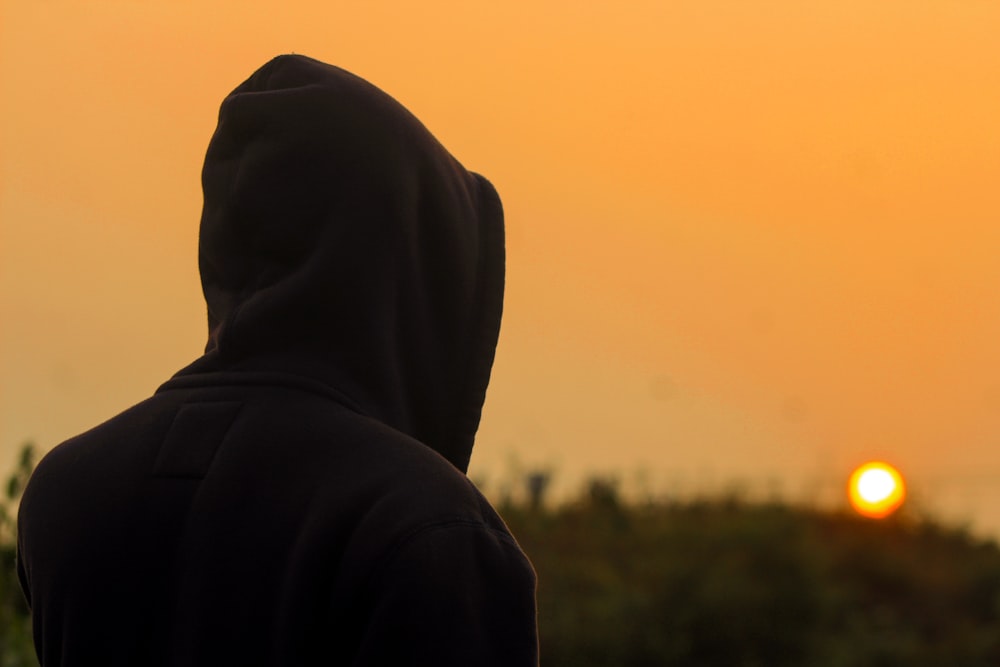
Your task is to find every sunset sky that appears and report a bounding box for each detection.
[3,1,999,533]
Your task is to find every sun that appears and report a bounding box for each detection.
[848,461,905,518]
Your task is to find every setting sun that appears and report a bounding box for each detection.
[848,462,906,519]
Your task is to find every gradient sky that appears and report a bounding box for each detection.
[3,1,999,532]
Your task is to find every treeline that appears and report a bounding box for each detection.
[502,480,1000,666]
[3,447,1000,666]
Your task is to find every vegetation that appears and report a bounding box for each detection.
[3,449,1000,666]
[0,444,37,667]
[502,480,1000,666]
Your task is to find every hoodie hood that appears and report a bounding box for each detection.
[174,55,504,473]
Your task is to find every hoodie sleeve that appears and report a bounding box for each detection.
[353,520,538,666]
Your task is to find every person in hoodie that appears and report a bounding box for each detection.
[16,54,538,666]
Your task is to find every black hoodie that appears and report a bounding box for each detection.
[17,55,538,666]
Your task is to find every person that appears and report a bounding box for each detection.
[16,54,538,666]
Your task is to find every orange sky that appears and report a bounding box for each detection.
[3,1,999,532]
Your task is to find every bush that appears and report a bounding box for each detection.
[0,443,38,667]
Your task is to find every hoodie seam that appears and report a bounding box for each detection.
[156,371,369,416]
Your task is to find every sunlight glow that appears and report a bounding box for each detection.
[848,462,905,519]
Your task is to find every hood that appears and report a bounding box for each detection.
[176,54,505,473]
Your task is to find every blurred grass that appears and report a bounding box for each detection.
[502,477,1000,667]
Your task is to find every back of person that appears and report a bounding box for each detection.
[17,54,538,666]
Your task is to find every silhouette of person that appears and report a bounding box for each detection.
[17,54,538,666]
